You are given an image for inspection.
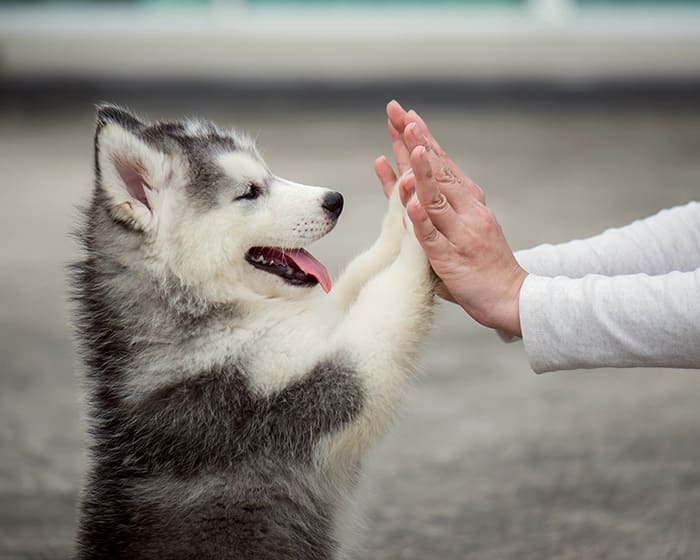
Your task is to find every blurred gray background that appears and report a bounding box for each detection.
[1,1,700,558]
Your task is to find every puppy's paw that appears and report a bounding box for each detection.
[399,191,437,283]
[402,191,419,237]
[381,169,412,238]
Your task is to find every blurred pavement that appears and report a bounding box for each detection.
[1,99,699,559]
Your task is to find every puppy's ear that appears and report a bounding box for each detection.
[94,104,181,231]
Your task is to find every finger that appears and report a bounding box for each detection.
[374,155,398,198]
[406,109,448,159]
[402,121,424,154]
[404,124,477,214]
[423,147,475,214]
[410,145,465,241]
[404,116,462,181]
[406,198,454,257]
[389,105,459,187]
[405,111,485,204]
[405,109,486,203]
[387,99,409,134]
[399,173,415,206]
[388,119,411,174]
[406,110,468,184]
[403,121,451,166]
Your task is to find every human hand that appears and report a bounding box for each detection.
[375,100,472,201]
[375,100,528,337]
[375,107,456,302]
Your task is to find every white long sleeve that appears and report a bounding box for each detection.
[519,271,700,373]
[512,202,700,373]
[515,201,700,278]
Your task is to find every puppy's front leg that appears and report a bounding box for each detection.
[326,213,437,457]
[331,174,408,311]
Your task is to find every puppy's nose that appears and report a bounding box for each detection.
[322,191,344,219]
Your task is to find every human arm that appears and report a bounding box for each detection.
[375,101,700,373]
[521,269,700,373]
[517,202,700,372]
[516,202,700,278]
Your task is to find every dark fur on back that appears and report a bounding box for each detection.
[71,107,365,559]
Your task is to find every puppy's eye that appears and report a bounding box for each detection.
[235,183,262,201]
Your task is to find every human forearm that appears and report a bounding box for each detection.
[516,202,700,278]
[520,269,700,373]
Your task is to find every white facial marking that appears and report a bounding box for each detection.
[264,177,339,247]
[216,152,268,189]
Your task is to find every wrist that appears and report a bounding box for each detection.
[477,266,527,337]
[503,267,528,337]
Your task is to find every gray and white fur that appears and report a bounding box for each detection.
[71,105,436,559]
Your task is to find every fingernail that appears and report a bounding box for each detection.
[408,123,432,149]
[407,122,421,141]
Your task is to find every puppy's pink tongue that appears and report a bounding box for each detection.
[284,249,332,293]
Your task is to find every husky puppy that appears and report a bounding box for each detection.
[72,105,436,559]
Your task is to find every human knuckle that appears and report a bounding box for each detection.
[434,165,460,186]
[427,193,449,213]
[475,206,497,230]
[435,169,456,185]
[423,228,440,243]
